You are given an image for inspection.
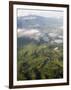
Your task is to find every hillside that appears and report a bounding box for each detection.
[17,43,63,80]
[17,14,63,80]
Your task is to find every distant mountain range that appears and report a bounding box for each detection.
[17,15,63,48]
[17,15,63,29]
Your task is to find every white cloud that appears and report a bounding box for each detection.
[17,29,41,38]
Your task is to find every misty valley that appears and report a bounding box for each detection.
[17,15,63,80]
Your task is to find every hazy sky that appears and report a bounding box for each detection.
[17,9,64,18]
